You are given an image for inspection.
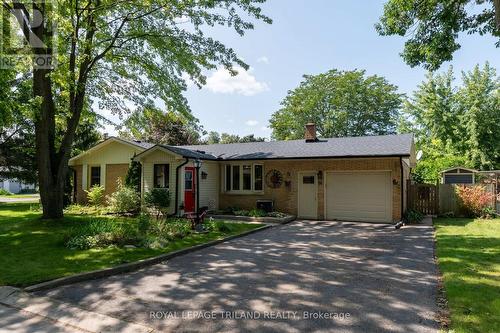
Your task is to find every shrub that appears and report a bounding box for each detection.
[107,180,140,214]
[65,218,140,249]
[125,160,142,192]
[29,203,42,212]
[205,219,233,233]
[66,235,99,250]
[144,188,171,217]
[148,218,191,240]
[455,185,495,218]
[248,208,267,217]
[481,206,497,219]
[165,219,191,240]
[0,189,12,196]
[233,209,249,216]
[64,204,110,215]
[223,206,240,214]
[403,209,424,224]
[85,185,106,207]
[137,214,151,235]
[67,218,119,239]
[267,211,287,218]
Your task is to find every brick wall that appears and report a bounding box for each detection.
[73,164,129,204]
[219,157,403,221]
[105,164,129,197]
[73,165,86,204]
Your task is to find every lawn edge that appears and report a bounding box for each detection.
[24,224,273,293]
[431,218,451,331]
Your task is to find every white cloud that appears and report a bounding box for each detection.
[257,56,269,64]
[205,66,269,96]
[246,120,259,126]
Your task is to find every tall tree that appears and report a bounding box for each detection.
[1,0,271,218]
[205,131,221,144]
[457,63,500,169]
[376,0,500,70]
[269,69,402,140]
[120,104,204,146]
[402,68,460,147]
[203,131,266,144]
[400,63,500,181]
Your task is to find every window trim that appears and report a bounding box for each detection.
[89,165,101,187]
[224,163,264,194]
[153,164,170,188]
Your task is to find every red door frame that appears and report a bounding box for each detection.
[184,167,196,213]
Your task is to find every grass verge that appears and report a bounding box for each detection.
[434,217,500,333]
[0,202,262,287]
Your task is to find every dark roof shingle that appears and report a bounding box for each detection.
[180,134,414,160]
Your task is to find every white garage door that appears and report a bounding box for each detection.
[325,172,392,223]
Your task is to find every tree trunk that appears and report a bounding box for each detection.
[34,68,66,219]
[494,0,500,30]
[25,0,88,219]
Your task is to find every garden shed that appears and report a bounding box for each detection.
[441,167,477,184]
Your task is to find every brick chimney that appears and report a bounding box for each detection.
[305,123,317,142]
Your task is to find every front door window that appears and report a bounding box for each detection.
[185,171,193,190]
[184,168,196,213]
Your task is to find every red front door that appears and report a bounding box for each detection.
[184,167,196,213]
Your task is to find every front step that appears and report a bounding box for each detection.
[0,286,153,333]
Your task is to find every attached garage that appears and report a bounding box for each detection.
[325,171,392,223]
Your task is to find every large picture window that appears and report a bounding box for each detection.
[254,165,263,191]
[225,165,231,191]
[154,164,170,188]
[242,165,251,190]
[232,165,240,191]
[225,164,263,193]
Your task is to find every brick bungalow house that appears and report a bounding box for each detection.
[70,124,415,223]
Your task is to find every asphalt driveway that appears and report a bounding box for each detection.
[37,220,440,333]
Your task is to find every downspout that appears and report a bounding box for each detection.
[395,157,405,229]
[173,157,190,217]
[400,156,404,221]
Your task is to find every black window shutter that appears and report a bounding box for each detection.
[153,164,158,188]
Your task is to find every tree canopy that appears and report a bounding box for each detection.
[205,131,266,144]
[269,69,402,140]
[1,0,271,218]
[399,63,500,181]
[120,104,204,146]
[376,0,500,70]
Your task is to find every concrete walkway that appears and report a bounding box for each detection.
[0,195,39,203]
[0,287,152,332]
[33,220,440,333]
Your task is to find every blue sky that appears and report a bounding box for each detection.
[107,0,499,139]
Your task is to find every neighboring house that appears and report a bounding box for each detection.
[71,124,416,223]
[0,179,36,194]
[441,167,477,184]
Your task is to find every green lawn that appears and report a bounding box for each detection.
[434,217,500,333]
[0,202,262,287]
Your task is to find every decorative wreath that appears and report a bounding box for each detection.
[265,169,283,189]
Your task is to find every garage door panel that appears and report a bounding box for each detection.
[326,172,392,223]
